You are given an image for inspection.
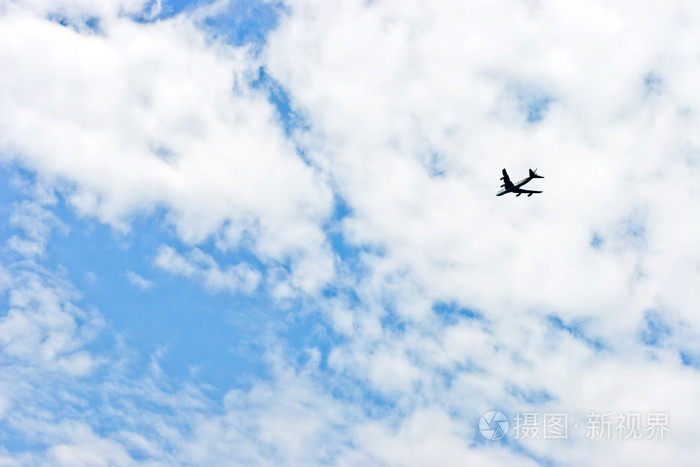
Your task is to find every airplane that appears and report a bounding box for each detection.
[496,168,544,197]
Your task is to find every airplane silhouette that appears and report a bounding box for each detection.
[496,168,543,197]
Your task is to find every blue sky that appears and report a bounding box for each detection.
[1,0,700,465]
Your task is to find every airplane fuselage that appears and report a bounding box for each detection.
[496,176,532,196]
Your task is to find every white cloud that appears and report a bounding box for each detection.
[356,408,538,467]
[4,0,154,22]
[0,3,335,294]
[1,192,101,377]
[6,201,66,258]
[266,0,700,325]
[1,0,700,465]
[263,0,700,463]
[155,244,261,294]
[0,265,104,377]
[124,270,154,290]
[46,422,135,467]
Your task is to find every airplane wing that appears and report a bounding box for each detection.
[500,169,514,189]
[514,188,542,197]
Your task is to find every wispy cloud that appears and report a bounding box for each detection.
[124,270,154,290]
[1,189,102,377]
[155,245,261,294]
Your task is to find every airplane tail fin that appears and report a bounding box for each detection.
[529,168,544,179]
